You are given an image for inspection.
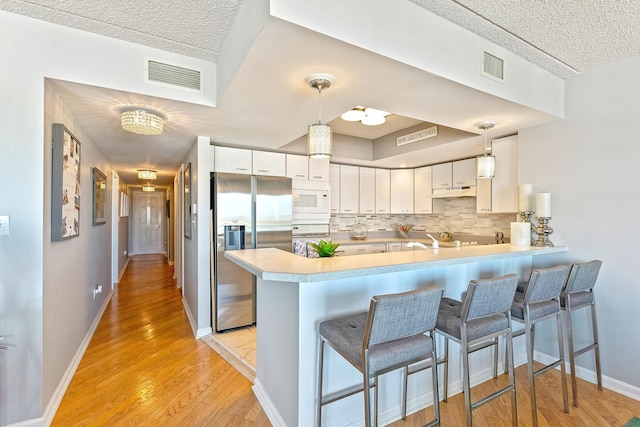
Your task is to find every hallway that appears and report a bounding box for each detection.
[52,254,269,426]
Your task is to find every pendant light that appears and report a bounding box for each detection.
[476,120,497,178]
[306,73,335,159]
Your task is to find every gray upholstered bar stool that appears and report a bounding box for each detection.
[561,260,603,407]
[317,285,443,427]
[436,274,519,427]
[510,265,570,426]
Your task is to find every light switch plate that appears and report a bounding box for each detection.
[0,215,9,236]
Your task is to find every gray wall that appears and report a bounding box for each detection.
[519,55,640,390]
[42,80,114,410]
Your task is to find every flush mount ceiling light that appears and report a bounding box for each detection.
[341,106,390,126]
[306,73,335,159]
[121,109,164,136]
[476,120,498,179]
[142,184,155,192]
[137,170,157,180]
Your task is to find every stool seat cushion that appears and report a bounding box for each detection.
[560,290,594,309]
[320,312,433,376]
[511,291,560,321]
[436,297,508,342]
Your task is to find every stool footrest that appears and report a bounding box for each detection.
[472,384,515,410]
[534,358,564,377]
[320,382,371,407]
[574,342,598,357]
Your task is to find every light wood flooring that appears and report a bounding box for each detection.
[53,254,640,426]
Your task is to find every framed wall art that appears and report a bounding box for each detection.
[184,162,192,239]
[51,123,81,241]
[92,167,107,225]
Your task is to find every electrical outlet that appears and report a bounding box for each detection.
[123,250,127,256]
[0,215,9,236]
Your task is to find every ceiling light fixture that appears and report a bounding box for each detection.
[306,73,335,159]
[121,109,164,136]
[476,120,497,179]
[137,170,157,180]
[142,184,155,192]
[341,106,390,126]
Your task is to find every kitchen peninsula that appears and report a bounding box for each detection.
[226,244,566,427]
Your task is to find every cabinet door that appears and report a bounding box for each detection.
[491,136,518,212]
[387,242,402,252]
[329,163,340,213]
[339,165,359,214]
[253,151,286,176]
[336,244,371,256]
[432,163,452,189]
[308,158,330,181]
[359,167,376,214]
[476,178,492,213]
[401,242,415,251]
[214,146,252,174]
[390,169,414,214]
[286,154,308,180]
[452,158,476,187]
[414,166,433,214]
[375,169,390,214]
[371,243,387,253]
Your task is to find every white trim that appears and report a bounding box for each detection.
[42,289,114,426]
[4,417,45,427]
[118,257,130,283]
[181,296,212,338]
[253,378,287,427]
[534,351,640,401]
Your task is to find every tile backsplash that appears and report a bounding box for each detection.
[330,197,517,238]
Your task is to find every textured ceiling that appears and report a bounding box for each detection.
[411,0,640,78]
[1,0,243,61]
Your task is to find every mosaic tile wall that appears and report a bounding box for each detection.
[330,197,518,238]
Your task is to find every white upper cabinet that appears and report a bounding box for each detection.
[432,163,452,189]
[452,158,476,187]
[477,135,518,213]
[286,154,308,180]
[414,166,433,214]
[253,151,286,176]
[214,146,252,174]
[375,169,391,214]
[308,158,330,181]
[329,163,340,214]
[390,169,414,214]
[339,165,359,214]
[359,167,376,214]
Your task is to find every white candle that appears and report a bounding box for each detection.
[518,184,533,211]
[536,193,551,217]
[510,222,531,247]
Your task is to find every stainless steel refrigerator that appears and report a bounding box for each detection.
[210,172,292,332]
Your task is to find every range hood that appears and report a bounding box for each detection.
[431,186,476,198]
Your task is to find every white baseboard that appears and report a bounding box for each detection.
[253,378,287,427]
[4,417,45,427]
[181,296,212,338]
[118,257,129,282]
[42,288,114,426]
[534,351,640,401]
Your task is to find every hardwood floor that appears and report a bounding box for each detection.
[53,254,640,426]
[52,254,269,426]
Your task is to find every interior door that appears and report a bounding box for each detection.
[133,191,164,255]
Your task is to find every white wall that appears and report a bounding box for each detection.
[518,55,640,393]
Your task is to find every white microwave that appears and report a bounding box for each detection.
[292,180,330,224]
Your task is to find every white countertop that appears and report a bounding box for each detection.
[225,244,567,283]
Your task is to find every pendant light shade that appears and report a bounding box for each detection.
[142,184,155,192]
[308,123,332,159]
[475,120,497,178]
[305,73,335,159]
[137,169,157,180]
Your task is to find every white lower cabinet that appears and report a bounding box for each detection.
[401,242,415,251]
[336,244,372,256]
[371,243,387,253]
[387,242,402,252]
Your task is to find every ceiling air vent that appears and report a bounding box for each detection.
[146,59,202,92]
[482,51,505,83]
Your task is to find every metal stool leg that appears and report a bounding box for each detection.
[556,312,570,414]
[591,302,603,391]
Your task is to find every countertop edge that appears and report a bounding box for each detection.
[225,245,568,283]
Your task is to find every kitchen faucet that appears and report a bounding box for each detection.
[426,233,439,249]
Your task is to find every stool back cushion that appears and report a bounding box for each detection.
[525,265,570,303]
[367,285,443,346]
[463,274,518,321]
[564,260,602,294]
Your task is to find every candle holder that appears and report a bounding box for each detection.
[533,217,554,247]
[518,211,535,223]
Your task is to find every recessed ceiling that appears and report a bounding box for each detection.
[5,0,640,185]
